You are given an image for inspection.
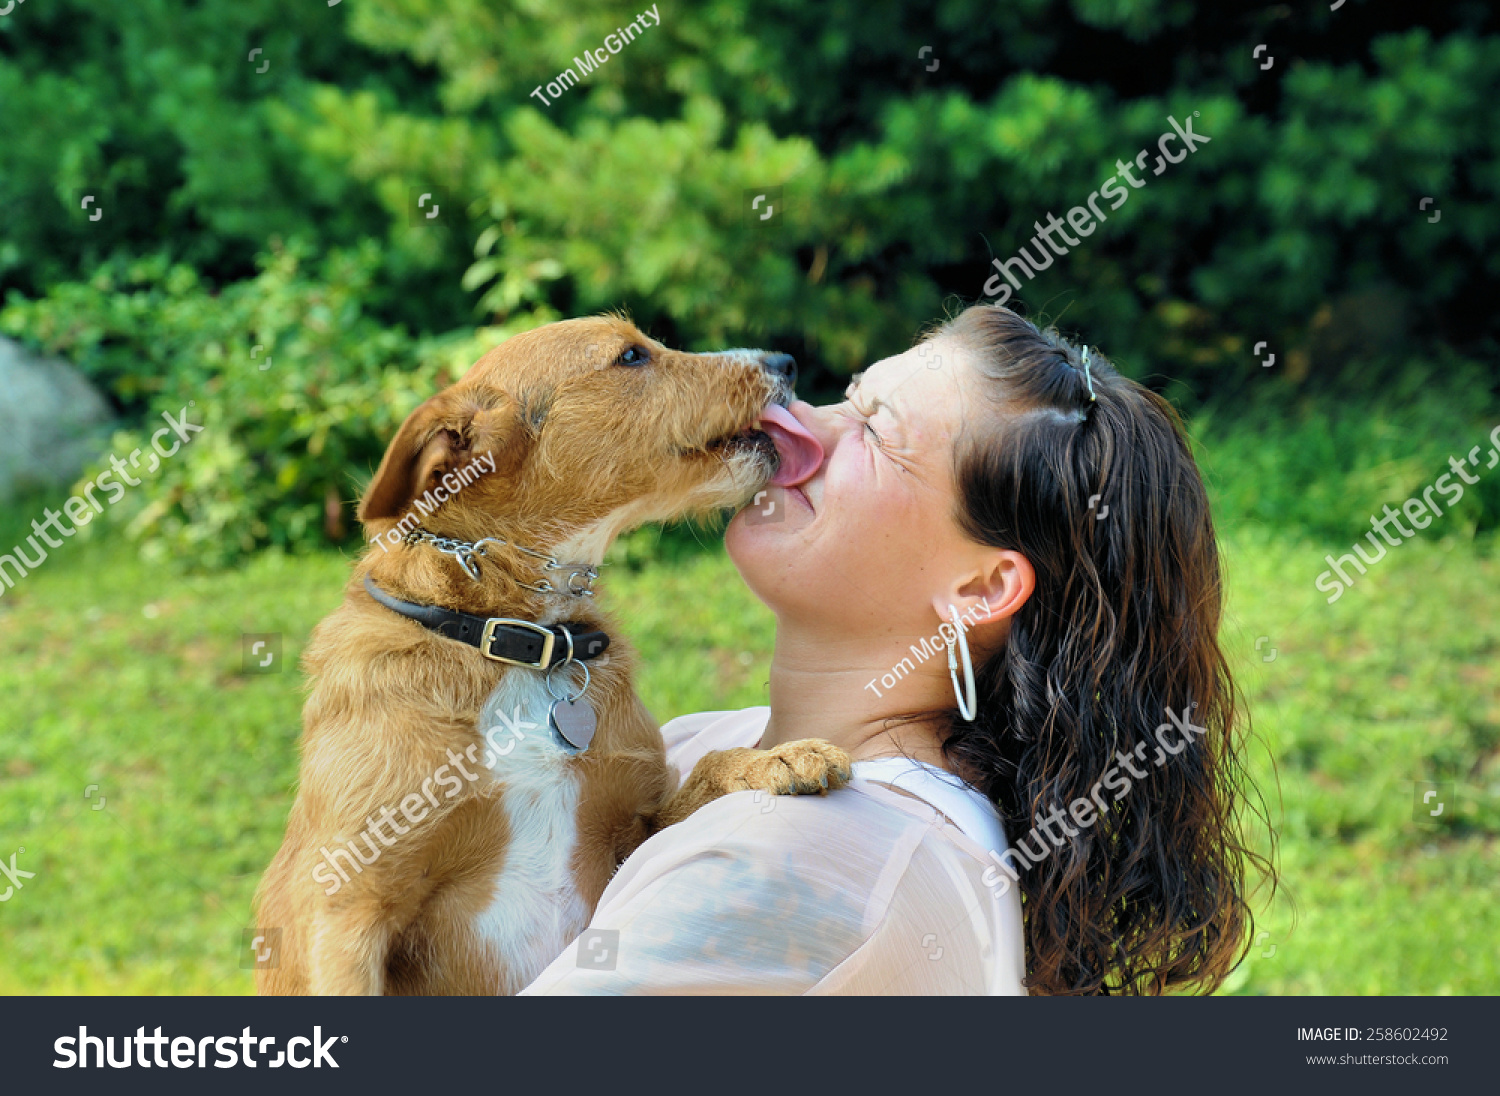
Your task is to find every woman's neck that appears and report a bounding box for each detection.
[757,619,959,772]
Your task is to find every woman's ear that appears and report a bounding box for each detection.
[933,549,1035,629]
[358,393,521,524]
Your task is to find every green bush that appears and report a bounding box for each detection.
[1,245,552,565]
[1195,356,1500,542]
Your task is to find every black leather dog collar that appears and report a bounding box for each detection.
[363,575,609,669]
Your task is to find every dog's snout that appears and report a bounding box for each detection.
[759,352,797,387]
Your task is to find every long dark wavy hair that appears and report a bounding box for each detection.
[933,304,1274,995]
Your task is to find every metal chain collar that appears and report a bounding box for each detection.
[400,528,600,597]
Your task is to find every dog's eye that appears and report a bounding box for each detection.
[616,346,650,367]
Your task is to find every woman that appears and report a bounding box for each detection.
[521,304,1271,995]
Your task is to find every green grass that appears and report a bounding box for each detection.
[1,507,1496,994]
[1216,527,1499,994]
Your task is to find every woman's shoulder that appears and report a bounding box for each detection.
[622,772,976,904]
[852,758,1011,864]
[657,710,1009,865]
[660,706,770,778]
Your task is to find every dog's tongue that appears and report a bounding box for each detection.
[759,404,824,487]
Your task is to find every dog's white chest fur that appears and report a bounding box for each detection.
[471,671,589,989]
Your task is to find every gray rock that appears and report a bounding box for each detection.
[0,337,118,503]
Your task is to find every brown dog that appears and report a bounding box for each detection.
[253,315,841,995]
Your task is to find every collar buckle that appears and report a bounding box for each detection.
[480,617,556,669]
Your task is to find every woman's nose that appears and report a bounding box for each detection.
[789,399,839,457]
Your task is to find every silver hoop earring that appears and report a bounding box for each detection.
[945,604,977,722]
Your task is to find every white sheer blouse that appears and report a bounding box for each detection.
[518,707,1028,995]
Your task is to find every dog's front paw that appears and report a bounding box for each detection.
[729,739,853,796]
[650,739,852,829]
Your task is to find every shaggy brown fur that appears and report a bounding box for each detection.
[254,316,849,995]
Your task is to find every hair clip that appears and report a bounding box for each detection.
[1078,346,1098,403]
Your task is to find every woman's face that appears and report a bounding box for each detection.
[727,335,987,637]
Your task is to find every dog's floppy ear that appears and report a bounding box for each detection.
[358,392,520,523]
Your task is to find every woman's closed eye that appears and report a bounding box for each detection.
[842,400,884,450]
[844,379,914,470]
[857,408,908,472]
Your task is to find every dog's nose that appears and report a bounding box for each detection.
[760,352,797,387]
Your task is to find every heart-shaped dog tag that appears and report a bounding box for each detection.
[549,697,597,751]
